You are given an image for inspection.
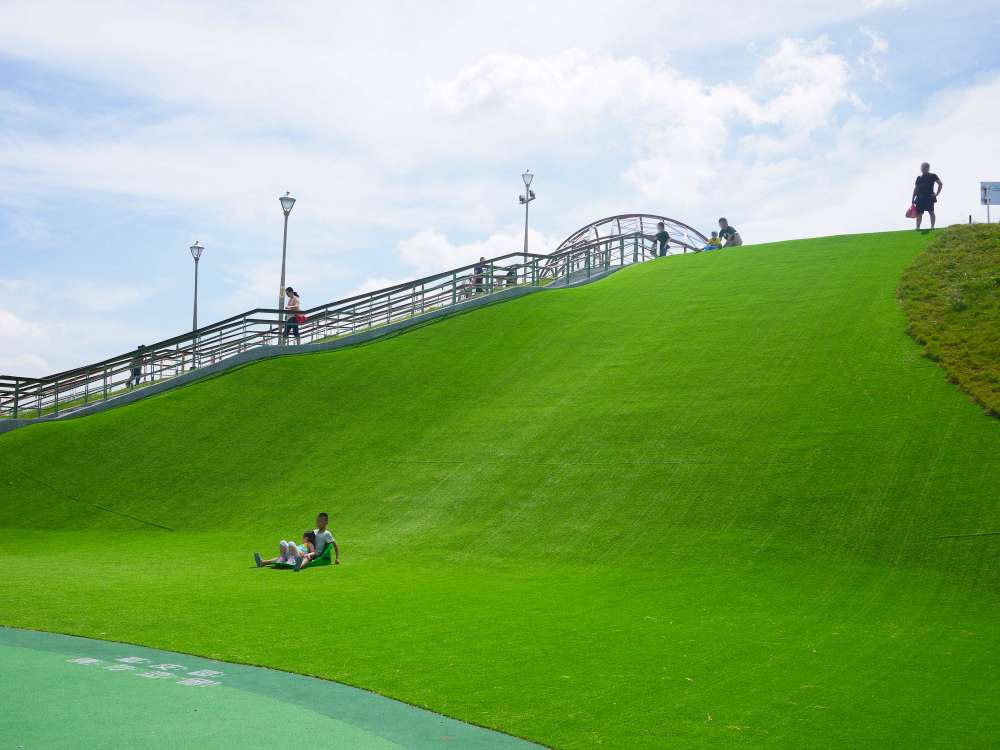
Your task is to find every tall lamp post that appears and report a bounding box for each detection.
[519,170,536,255]
[277,191,296,342]
[189,241,204,369]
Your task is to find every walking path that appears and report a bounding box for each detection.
[0,627,543,749]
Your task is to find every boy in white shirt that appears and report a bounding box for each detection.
[313,512,340,565]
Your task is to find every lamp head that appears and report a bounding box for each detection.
[522,170,533,188]
[279,191,296,215]
[189,241,204,261]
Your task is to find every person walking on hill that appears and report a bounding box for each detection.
[282,286,302,343]
[718,218,742,247]
[126,345,145,389]
[652,222,670,257]
[912,162,943,230]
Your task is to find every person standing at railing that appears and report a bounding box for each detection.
[126,345,145,389]
[506,265,518,287]
[473,257,486,293]
[282,286,302,343]
[653,222,670,257]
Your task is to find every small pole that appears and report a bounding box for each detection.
[53,379,59,416]
[84,370,90,406]
[278,211,290,345]
[12,380,19,419]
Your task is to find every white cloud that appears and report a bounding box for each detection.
[858,27,890,82]
[429,39,858,208]
[0,309,45,338]
[0,352,50,377]
[398,228,551,275]
[344,276,413,298]
[734,72,1000,240]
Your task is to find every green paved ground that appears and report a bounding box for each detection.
[1,231,998,748]
[0,628,541,749]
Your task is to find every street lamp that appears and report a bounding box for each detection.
[277,192,296,342]
[190,241,204,369]
[518,170,536,255]
[190,241,205,331]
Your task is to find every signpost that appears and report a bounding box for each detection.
[981,181,1000,223]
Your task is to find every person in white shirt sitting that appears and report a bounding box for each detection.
[312,512,340,565]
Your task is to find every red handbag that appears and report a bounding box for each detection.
[295,313,306,324]
[905,205,918,219]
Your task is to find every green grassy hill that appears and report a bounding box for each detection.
[1,231,997,749]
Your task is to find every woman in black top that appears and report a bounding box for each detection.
[912,162,943,229]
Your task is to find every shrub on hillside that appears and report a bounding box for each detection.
[898,224,1000,416]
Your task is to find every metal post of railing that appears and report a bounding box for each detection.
[619,238,624,267]
[387,292,392,324]
[633,236,638,264]
[53,379,59,417]
[586,246,591,278]
[37,383,42,417]
[12,380,19,419]
[103,366,108,401]
[84,370,90,406]
[532,259,538,286]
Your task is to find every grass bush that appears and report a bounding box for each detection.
[898,224,1000,415]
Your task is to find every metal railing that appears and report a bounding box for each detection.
[0,228,704,421]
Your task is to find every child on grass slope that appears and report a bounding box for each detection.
[255,531,316,570]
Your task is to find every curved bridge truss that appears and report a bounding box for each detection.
[554,214,708,255]
[540,213,709,281]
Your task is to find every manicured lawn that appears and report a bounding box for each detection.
[899,224,1000,415]
[1,231,998,749]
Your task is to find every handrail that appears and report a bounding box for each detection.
[0,225,706,420]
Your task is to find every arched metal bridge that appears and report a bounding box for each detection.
[553,213,708,255]
[540,213,709,282]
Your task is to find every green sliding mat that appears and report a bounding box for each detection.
[0,627,542,749]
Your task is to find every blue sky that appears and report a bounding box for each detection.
[1,0,998,376]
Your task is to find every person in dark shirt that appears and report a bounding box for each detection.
[126,345,145,389]
[473,257,486,293]
[718,218,742,247]
[505,265,518,287]
[912,162,943,229]
[653,222,670,257]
